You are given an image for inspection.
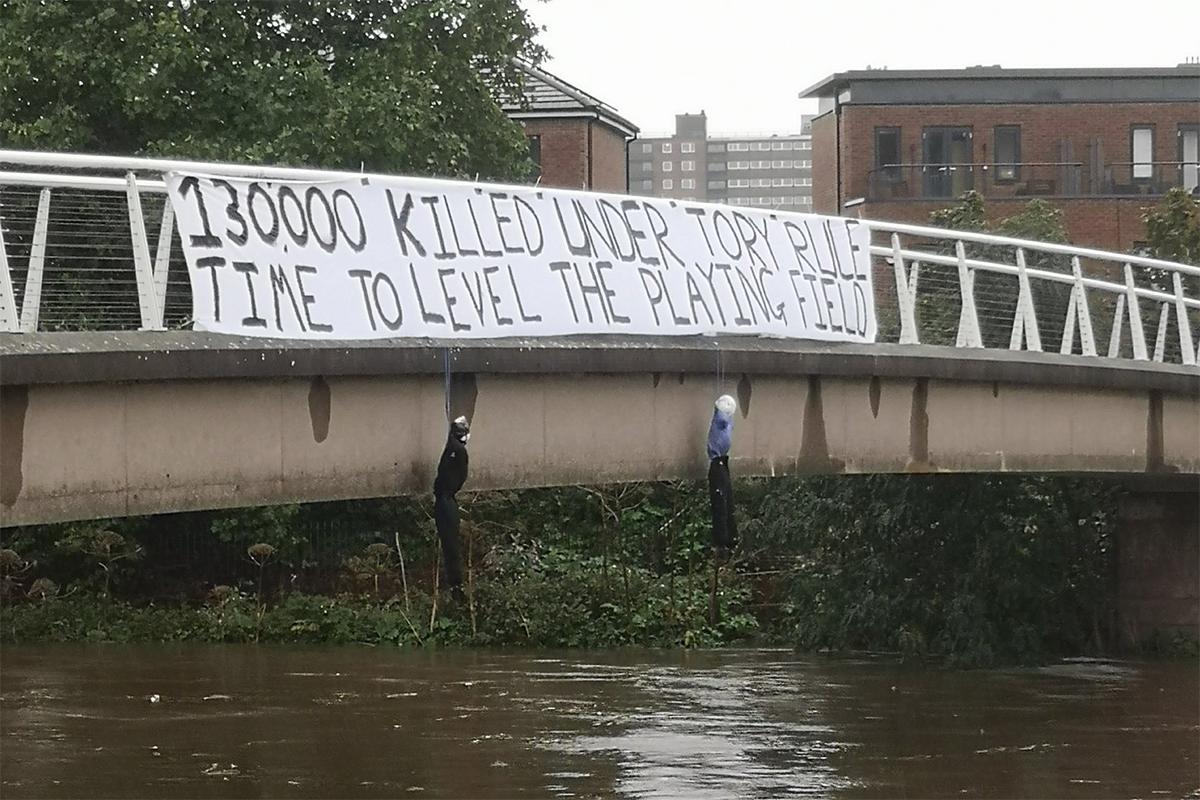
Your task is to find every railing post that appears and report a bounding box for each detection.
[1009,248,1042,352]
[1107,294,1126,358]
[1060,256,1096,356]
[1122,263,1148,360]
[0,217,17,332]
[890,233,919,344]
[1152,302,1170,362]
[152,199,174,320]
[954,240,982,348]
[1173,273,1196,366]
[125,172,165,331]
[18,188,51,332]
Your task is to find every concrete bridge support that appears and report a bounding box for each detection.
[1,334,1198,528]
[1116,491,1200,648]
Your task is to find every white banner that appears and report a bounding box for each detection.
[165,172,876,342]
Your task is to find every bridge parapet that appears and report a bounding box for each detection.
[0,150,1197,367]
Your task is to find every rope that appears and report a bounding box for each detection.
[443,346,452,421]
[714,340,724,396]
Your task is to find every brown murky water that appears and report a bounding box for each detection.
[0,645,1196,799]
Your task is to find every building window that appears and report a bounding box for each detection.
[637,180,653,191]
[641,142,653,154]
[922,126,974,197]
[709,163,725,171]
[874,127,901,182]
[681,160,695,171]
[799,141,812,150]
[1180,124,1200,192]
[662,179,673,190]
[1132,126,1154,180]
[681,179,695,189]
[662,143,673,153]
[641,162,652,173]
[798,160,811,168]
[662,161,673,172]
[994,126,1021,181]
[681,142,695,153]
[528,136,542,175]
[707,143,726,153]
[729,143,749,151]
[708,180,726,189]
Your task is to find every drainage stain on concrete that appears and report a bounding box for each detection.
[308,376,331,443]
[868,376,881,419]
[1146,390,1172,473]
[448,373,478,424]
[736,374,752,419]
[652,372,662,389]
[907,377,931,470]
[1,386,28,507]
[798,376,842,472]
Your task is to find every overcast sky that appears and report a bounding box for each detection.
[522,0,1199,136]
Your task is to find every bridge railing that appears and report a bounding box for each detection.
[0,149,1197,366]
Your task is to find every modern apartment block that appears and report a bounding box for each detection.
[800,64,1200,251]
[626,112,815,211]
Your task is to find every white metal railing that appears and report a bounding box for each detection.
[0,149,1197,366]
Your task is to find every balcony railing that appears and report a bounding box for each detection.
[1103,161,1200,196]
[865,161,1200,202]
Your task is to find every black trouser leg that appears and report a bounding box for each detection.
[434,492,464,589]
[708,456,735,551]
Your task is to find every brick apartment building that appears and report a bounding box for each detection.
[627,112,815,211]
[801,65,1200,251]
[499,61,639,193]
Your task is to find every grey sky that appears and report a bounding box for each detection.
[523,0,1200,136]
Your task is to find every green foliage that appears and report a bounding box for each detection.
[1138,627,1200,659]
[0,548,34,601]
[342,542,398,598]
[744,475,1115,667]
[995,199,1069,244]
[0,0,543,181]
[54,523,143,598]
[467,542,756,648]
[209,505,305,567]
[1142,187,1200,266]
[924,192,1072,349]
[928,189,987,231]
[2,476,1123,665]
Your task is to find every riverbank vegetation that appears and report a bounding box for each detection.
[2,475,1129,667]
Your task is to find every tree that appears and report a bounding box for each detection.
[1143,188,1200,266]
[923,192,1071,349]
[0,0,544,180]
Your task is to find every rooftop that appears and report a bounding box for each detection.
[799,63,1200,99]
[498,59,639,138]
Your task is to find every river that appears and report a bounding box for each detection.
[0,645,1196,798]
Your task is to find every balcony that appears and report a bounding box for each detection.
[865,161,1200,202]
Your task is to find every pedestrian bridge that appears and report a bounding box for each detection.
[0,152,1197,526]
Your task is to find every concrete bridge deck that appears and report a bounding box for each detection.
[1,333,1196,527]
